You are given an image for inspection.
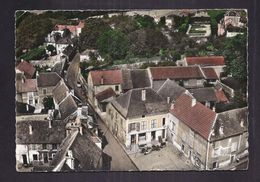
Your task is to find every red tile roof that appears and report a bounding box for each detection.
[186,56,225,66]
[55,21,85,33]
[149,66,204,80]
[170,93,216,140]
[90,70,123,86]
[201,68,219,80]
[95,88,116,102]
[16,61,36,79]
[16,79,37,93]
[215,89,229,103]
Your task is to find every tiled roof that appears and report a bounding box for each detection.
[210,107,248,141]
[37,72,61,87]
[201,67,219,80]
[16,78,37,93]
[111,88,168,118]
[157,79,186,103]
[149,66,204,80]
[189,87,218,102]
[16,61,36,79]
[215,89,229,103]
[59,95,78,119]
[90,69,123,86]
[186,56,225,66]
[55,21,85,33]
[170,93,216,140]
[16,120,66,144]
[95,88,116,102]
[53,81,69,105]
[66,53,80,89]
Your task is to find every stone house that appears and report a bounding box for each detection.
[16,60,36,79]
[37,72,61,106]
[148,66,207,90]
[54,21,85,37]
[106,88,168,150]
[167,92,248,170]
[16,73,38,107]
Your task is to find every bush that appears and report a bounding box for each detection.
[43,96,54,110]
[20,47,47,60]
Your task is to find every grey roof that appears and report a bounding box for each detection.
[56,37,73,45]
[189,87,218,102]
[59,95,77,119]
[221,77,242,90]
[152,80,167,91]
[52,61,65,76]
[66,53,80,89]
[210,107,248,141]
[16,120,66,144]
[51,130,104,171]
[121,69,151,91]
[111,88,168,118]
[37,72,61,87]
[53,81,69,105]
[157,79,186,103]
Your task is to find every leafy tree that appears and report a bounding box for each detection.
[43,96,54,111]
[62,28,72,38]
[46,44,56,55]
[108,15,139,33]
[207,10,226,35]
[79,19,111,51]
[158,16,166,27]
[134,15,155,28]
[20,47,46,60]
[97,29,129,60]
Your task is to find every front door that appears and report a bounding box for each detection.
[22,154,28,165]
[131,134,136,144]
[43,153,48,163]
[151,131,156,140]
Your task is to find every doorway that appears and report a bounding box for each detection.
[151,131,156,140]
[43,153,48,163]
[22,154,28,165]
[131,134,136,145]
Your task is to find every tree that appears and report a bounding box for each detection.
[97,29,129,60]
[20,47,47,60]
[134,15,155,28]
[43,96,54,111]
[62,28,72,38]
[46,44,56,55]
[158,16,166,27]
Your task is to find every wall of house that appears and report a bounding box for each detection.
[166,113,179,146]
[56,44,69,54]
[125,113,167,148]
[207,132,249,170]
[38,86,56,105]
[168,113,208,169]
[183,79,205,88]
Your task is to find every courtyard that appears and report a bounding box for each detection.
[129,142,199,171]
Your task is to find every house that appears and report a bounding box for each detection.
[55,37,73,55]
[88,69,123,105]
[37,72,61,105]
[16,60,36,79]
[167,93,248,170]
[61,45,77,62]
[54,21,85,37]
[218,11,246,37]
[16,73,38,107]
[201,67,219,84]
[106,88,168,150]
[189,87,228,110]
[148,66,206,90]
[178,56,225,77]
[16,119,66,171]
[95,88,116,113]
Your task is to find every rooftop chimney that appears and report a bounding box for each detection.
[191,98,196,107]
[26,104,29,111]
[219,125,224,135]
[79,126,83,135]
[167,97,170,104]
[29,124,33,135]
[141,89,146,101]
[170,103,175,110]
[48,120,52,128]
[240,119,244,127]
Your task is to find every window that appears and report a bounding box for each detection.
[141,121,147,130]
[31,144,36,150]
[171,121,176,132]
[181,144,185,151]
[43,89,47,95]
[42,144,47,150]
[212,162,218,169]
[162,118,166,126]
[33,154,38,161]
[151,120,157,128]
[52,144,57,150]
[115,85,119,91]
[129,123,135,133]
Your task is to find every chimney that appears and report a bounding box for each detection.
[29,124,33,135]
[79,126,83,135]
[170,103,175,110]
[191,98,196,107]
[100,76,104,85]
[219,125,224,135]
[167,97,170,104]
[212,107,216,112]
[141,89,146,101]
[70,89,74,96]
[36,71,39,77]
[48,120,52,128]
[240,119,244,127]
[26,104,29,111]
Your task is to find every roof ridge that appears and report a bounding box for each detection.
[125,90,133,118]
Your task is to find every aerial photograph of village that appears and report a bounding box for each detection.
[15,9,248,172]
